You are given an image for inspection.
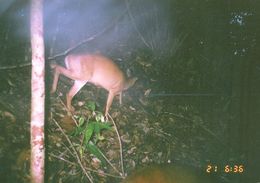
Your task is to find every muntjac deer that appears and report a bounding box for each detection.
[51,54,137,117]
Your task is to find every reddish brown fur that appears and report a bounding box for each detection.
[51,54,137,116]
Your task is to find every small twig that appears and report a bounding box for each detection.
[49,153,76,166]
[108,113,125,176]
[60,142,76,159]
[47,35,96,60]
[94,143,121,175]
[125,0,150,49]
[0,62,31,70]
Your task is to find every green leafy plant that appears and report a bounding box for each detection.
[71,101,112,164]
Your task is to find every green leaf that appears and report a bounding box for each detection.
[79,117,85,127]
[83,123,95,145]
[94,122,101,134]
[85,141,106,165]
[96,122,112,131]
[85,101,96,111]
[70,125,85,136]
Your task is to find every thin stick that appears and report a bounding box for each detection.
[93,142,121,175]
[108,113,125,176]
[49,153,76,166]
[0,62,31,70]
[125,0,150,49]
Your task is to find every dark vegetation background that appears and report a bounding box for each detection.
[0,0,259,182]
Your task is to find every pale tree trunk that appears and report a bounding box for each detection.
[30,0,45,183]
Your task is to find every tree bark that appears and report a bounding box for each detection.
[30,0,45,183]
